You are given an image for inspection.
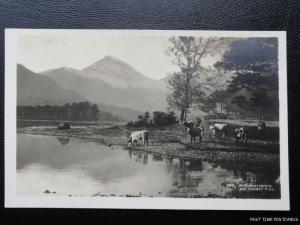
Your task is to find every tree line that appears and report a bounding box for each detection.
[17,102,124,122]
[127,111,177,127]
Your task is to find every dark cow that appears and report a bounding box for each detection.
[183,120,204,143]
[235,127,247,143]
[183,120,194,128]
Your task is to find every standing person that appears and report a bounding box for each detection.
[257,118,266,137]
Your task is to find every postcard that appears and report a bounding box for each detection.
[5,29,289,210]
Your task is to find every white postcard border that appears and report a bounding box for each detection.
[5,29,289,210]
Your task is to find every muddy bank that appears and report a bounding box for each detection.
[18,124,279,167]
[17,123,278,146]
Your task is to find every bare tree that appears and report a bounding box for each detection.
[166,36,230,122]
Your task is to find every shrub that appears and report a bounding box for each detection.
[127,111,178,127]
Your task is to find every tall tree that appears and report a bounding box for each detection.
[166,72,188,120]
[166,36,230,122]
[143,111,150,124]
[91,104,100,121]
[215,38,278,74]
[214,38,279,115]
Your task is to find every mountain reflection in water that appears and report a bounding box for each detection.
[17,134,280,198]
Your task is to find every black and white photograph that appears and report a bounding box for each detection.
[5,29,289,210]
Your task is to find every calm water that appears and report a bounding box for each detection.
[17,134,280,198]
[17,119,123,128]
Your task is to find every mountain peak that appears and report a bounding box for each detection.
[41,66,81,76]
[80,55,167,90]
[102,55,123,62]
[85,55,131,71]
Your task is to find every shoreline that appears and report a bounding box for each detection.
[17,124,280,167]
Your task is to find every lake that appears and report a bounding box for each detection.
[17,119,124,128]
[17,134,280,198]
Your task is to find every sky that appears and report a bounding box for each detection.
[18,34,222,80]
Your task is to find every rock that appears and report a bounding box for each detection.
[57,122,71,130]
[44,189,51,194]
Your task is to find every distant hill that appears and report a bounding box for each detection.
[96,103,143,121]
[17,64,86,106]
[17,65,142,121]
[20,56,243,121]
[82,55,167,90]
[42,56,169,112]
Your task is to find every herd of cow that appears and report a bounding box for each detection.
[127,118,266,147]
[183,118,247,143]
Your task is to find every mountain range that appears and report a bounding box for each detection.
[42,55,168,112]
[17,56,169,121]
[17,64,86,106]
[17,55,237,121]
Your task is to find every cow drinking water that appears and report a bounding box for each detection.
[128,130,149,147]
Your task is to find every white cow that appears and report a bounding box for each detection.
[209,123,229,138]
[128,130,149,147]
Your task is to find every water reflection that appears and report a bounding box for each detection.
[57,137,70,146]
[126,153,280,198]
[17,134,280,198]
[152,154,163,161]
[128,149,148,164]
